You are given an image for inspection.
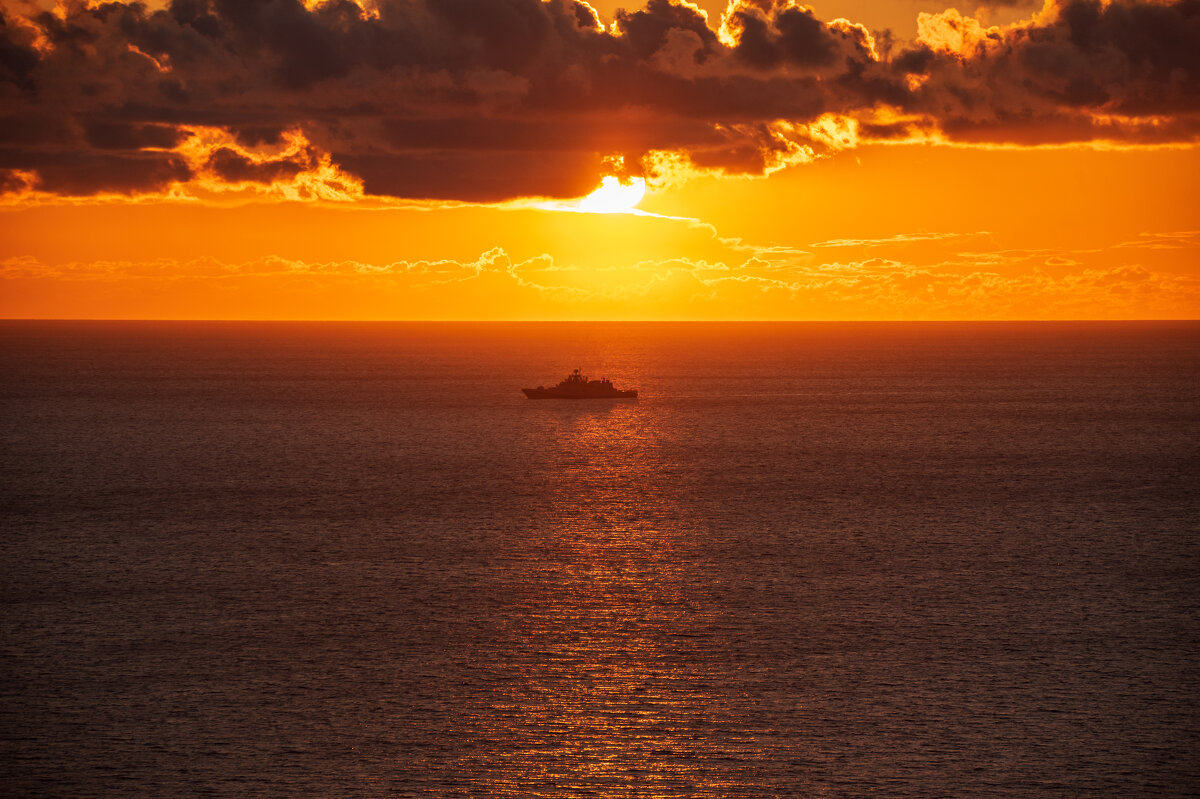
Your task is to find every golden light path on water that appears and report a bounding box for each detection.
[449,398,799,796]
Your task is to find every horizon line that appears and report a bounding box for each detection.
[2,318,1197,325]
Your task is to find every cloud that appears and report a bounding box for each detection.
[1114,231,1200,249]
[0,0,1197,202]
[6,242,1197,319]
[810,231,992,248]
[970,0,1046,7]
[898,0,1200,146]
[721,0,877,69]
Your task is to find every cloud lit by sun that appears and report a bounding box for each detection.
[578,176,646,214]
[1,0,1198,321]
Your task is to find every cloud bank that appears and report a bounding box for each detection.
[1,0,1197,201]
[5,226,1197,319]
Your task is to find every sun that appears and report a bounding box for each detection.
[578,175,647,214]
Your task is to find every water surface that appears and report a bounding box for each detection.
[1,321,1197,796]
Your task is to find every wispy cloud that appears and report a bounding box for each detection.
[6,248,1197,320]
[811,232,992,248]
[1114,232,1200,250]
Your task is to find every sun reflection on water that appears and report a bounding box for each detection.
[453,401,795,795]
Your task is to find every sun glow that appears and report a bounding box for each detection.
[578,176,646,214]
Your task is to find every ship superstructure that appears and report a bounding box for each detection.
[522,369,637,399]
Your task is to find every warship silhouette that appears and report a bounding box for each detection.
[522,369,637,400]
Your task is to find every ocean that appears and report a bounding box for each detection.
[1,321,1197,797]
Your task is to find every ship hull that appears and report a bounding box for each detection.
[522,388,637,399]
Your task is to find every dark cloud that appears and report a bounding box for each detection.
[0,10,39,92]
[0,113,74,146]
[726,0,854,68]
[0,0,1195,201]
[971,0,1044,7]
[85,121,191,150]
[0,147,191,195]
[899,0,1200,143]
[206,146,307,184]
[334,148,604,201]
[613,0,719,61]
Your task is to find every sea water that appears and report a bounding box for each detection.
[1,321,1197,797]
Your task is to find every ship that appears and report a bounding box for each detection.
[522,369,638,400]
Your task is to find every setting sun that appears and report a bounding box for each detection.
[577,176,647,215]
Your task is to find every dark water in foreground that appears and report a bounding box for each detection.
[1,321,1197,797]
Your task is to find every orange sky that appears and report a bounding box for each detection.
[1,0,1197,319]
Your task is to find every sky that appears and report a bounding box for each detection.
[0,0,1197,320]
